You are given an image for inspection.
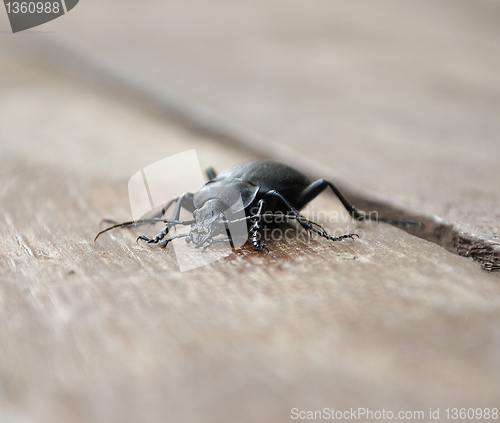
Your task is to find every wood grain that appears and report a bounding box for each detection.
[6,0,499,271]
[1,51,500,423]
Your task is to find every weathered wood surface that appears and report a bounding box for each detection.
[15,0,497,269]
[1,48,500,423]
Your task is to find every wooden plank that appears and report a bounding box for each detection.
[7,0,499,270]
[1,51,500,423]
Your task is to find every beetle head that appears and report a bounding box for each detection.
[186,199,228,248]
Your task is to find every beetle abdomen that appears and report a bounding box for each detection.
[217,160,309,190]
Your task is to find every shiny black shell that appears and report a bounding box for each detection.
[193,160,311,213]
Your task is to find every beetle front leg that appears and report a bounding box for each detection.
[139,192,196,244]
[137,225,170,244]
[137,218,195,245]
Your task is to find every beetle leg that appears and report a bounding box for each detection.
[304,223,359,242]
[205,166,217,180]
[96,217,194,242]
[249,200,269,252]
[262,191,358,244]
[165,192,195,218]
[137,225,170,244]
[262,191,312,229]
[149,192,196,241]
[134,193,194,235]
[150,192,196,220]
[261,213,359,242]
[136,218,194,245]
[292,179,422,227]
[250,221,268,252]
[146,192,195,232]
[95,192,196,242]
[138,233,188,247]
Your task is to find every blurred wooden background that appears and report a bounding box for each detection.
[1,1,500,422]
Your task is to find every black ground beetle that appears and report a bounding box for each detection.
[95,159,419,251]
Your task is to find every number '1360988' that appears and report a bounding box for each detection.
[445,408,498,419]
[5,2,60,13]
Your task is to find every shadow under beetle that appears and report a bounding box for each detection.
[95,159,420,251]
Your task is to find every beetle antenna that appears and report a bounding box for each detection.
[94,218,195,241]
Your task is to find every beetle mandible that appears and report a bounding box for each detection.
[95,159,420,251]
